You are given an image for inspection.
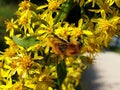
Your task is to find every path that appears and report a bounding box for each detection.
[81,51,120,90]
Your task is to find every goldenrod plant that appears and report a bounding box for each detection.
[0,0,120,90]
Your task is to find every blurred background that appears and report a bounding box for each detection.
[0,0,120,90]
[0,0,18,51]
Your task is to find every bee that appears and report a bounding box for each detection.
[49,35,83,56]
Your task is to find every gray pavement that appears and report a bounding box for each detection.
[81,51,120,90]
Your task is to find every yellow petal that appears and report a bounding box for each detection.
[37,5,48,10]
[114,0,120,8]
[83,30,93,36]
[101,10,106,19]
[78,19,83,28]
[45,45,50,54]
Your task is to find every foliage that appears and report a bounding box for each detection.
[0,0,120,90]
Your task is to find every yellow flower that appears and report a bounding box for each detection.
[18,0,31,11]
[48,87,53,90]
[54,22,70,39]
[5,19,18,37]
[37,0,65,11]
[24,79,36,89]
[114,0,120,8]
[106,0,115,6]
[88,0,115,15]
[3,37,18,57]
[10,82,23,90]
[4,47,16,58]
[34,68,54,90]
[17,10,34,34]
[0,77,13,90]
[61,57,82,90]
[109,16,120,32]
[35,82,49,90]
[4,36,16,47]
[19,16,29,25]
[83,36,101,53]
[1,0,120,89]
[54,21,82,41]
[0,61,3,68]
[91,16,120,47]
[85,0,96,7]
[48,0,61,10]
[20,55,33,69]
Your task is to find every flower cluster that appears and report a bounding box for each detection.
[0,0,120,90]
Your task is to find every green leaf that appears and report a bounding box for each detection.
[57,60,67,88]
[13,36,39,48]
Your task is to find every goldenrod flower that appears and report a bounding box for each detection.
[0,77,13,90]
[37,0,65,10]
[54,22,70,39]
[4,36,16,47]
[11,54,33,69]
[18,0,31,11]
[92,16,120,47]
[88,0,115,15]
[17,9,35,34]
[1,0,120,90]
[61,57,82,89]
[0,61,3,68]
[34,68,54,90]
[48,0,61,10]
[10,82,23,90]
[4,47,16,57]
[5,19,18,37]
[114,0,120,8]
[2,37,18,57]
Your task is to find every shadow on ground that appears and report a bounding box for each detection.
[79,65,103,90]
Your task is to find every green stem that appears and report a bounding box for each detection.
[54,0,73,24]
